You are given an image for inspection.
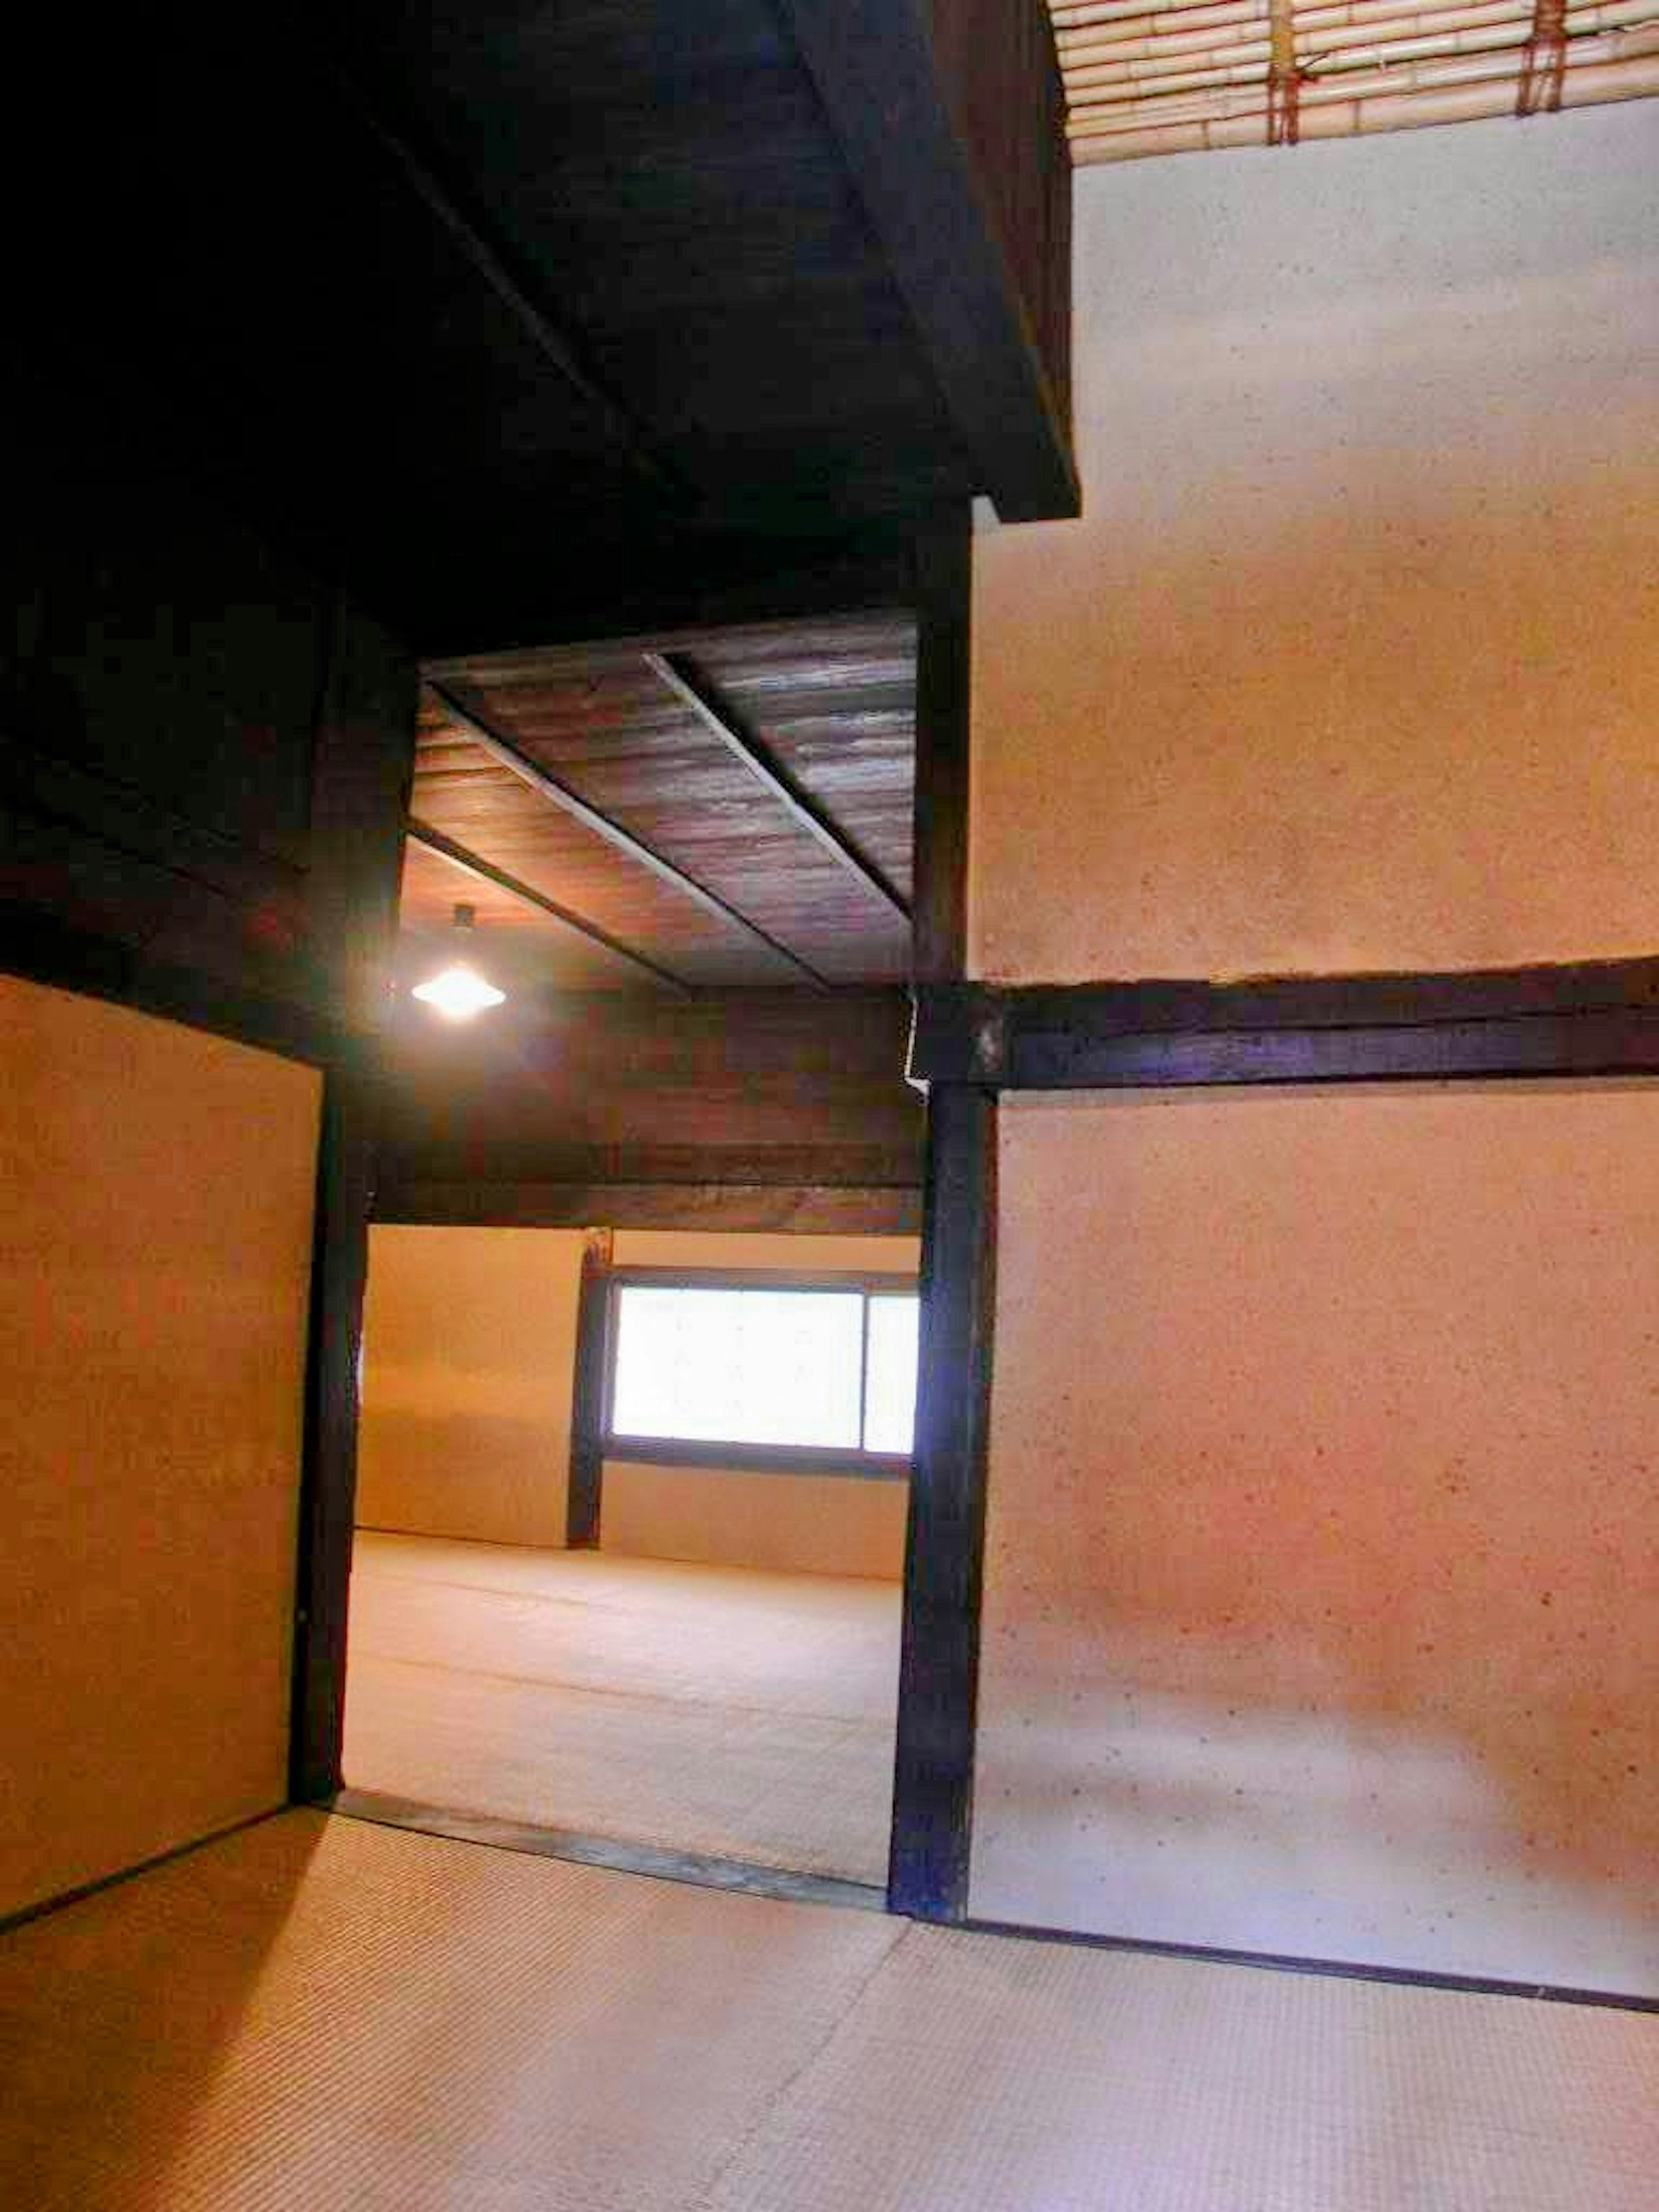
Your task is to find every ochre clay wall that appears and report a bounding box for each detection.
[1,979,320,1918]
[971,1087,1659,1993]
[356,1226,584,1549]
[969,108,1659,982]
[966,107,1659,1991]
[601,1465,908,1580]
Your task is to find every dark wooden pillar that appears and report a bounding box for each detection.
[888,506,998,1920]
[566,1228,615,1550]
[289,594,417,1802]
[289,1061,381,1802]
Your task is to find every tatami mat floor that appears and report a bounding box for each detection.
[3,1810,1656,2211]
[342,1533,901,1884]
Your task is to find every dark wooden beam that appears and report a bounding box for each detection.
[888,1082,998,1918]
[374,1181,923,1237]
[775,0,1078,522]
[411,526,920,663]
[909,960,1659,1090]
[289,1061,379,1806]
[889,491,989,1922]
[566,1230,613,1549]
[405,817,693,995]
[289,604,419,1806]
[0,902,354,1073]
[424,680,830,989]
[642,651,911,925]
[910,512,974,986]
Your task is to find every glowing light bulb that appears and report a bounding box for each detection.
[410,961,507,1020]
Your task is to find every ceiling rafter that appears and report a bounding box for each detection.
[422,680,832,990]
[641,651,912,926]
[404,817,693,995]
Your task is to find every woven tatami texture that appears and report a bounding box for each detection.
[3,1812,1657,2212]
[342,1535,900,1883]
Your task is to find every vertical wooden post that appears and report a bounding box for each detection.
[888,505,999,1920]
[566,1227,615,1549]
[289,596,416,1802]
[289,1061,379,1802]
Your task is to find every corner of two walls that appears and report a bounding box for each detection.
[964,105,1659,1993]
[358,1227,919,1580]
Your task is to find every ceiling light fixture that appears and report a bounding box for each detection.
[411,903,506,1020]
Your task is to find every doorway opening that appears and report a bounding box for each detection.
[333,611,926,1896]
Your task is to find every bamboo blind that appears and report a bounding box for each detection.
[1048,0,1659,160]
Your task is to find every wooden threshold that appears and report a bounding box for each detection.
[327,1790,886,1913]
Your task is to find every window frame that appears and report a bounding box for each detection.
[601,1266,917,1481]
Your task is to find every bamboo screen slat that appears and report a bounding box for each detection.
[1047,0,1659,160]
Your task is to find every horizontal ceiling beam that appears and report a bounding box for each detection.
[910,961,1659,1089]
[413,525,922,663]
[404,817,693,995]
[423,681,830,989]
[373,1179,923,1236]
[642,652,911,926]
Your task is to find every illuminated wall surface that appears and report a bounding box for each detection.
[0,977,319,1918]
[973,1088,1659,1993]
[358,1226,586,1549]
[969,105,1659,984]
[966,105,1659,1990]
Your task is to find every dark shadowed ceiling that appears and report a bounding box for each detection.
[16,3,1072,654]
[11,0,1073,1025]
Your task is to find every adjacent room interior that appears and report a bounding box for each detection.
[333,626,928,1889]
[5,6,1659,2207]
[345,1224,919,1888]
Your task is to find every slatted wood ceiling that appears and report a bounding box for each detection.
[399,614,916,998]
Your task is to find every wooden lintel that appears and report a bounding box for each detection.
[909,962,1659,1090]
[411,526,920,662]
[372,1180,923,1236]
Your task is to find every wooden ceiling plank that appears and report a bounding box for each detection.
[423,679,832,989]
[405,817,693,995]
[642,650,912,925]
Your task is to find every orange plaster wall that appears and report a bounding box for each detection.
[0,978,320,1918]
[971,1086,1659,1993]
[969,105,1659,983]
[356,1226,585,1548]
[601,1465,907,1580]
